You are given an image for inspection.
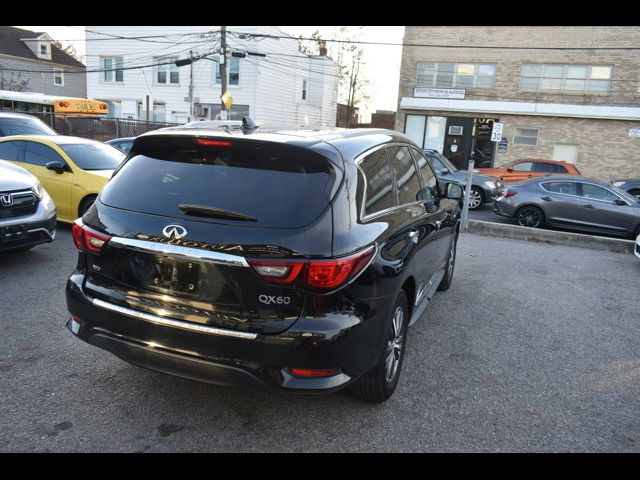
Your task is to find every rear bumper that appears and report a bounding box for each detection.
[66,272,392,393]
[493,198,516,218]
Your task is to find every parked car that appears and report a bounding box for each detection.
[611,179,640,198]
[0,159,56,253]
[0,135,125,222]
[477,158,581,183]
[423,148,502,209]
[0,112,57,137]
[65,127,464,403]
[494,175,640,238]
[105,137,135,155]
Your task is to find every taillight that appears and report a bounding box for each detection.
[71,219,111,253]
[248,246,375,291]
[248,260,305,284]
[288,368,340,378]
[307,247,375,289]
[194,139,232,147]
[502,190,518,198]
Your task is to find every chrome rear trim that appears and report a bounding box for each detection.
[92,298,258,340]
[108,237,249,267]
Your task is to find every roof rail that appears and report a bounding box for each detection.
[179,116,259,132]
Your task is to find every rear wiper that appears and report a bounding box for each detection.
[179,204,257,221]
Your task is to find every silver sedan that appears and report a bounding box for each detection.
[493,175,640,239]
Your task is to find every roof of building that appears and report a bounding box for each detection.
[0,26,85,69]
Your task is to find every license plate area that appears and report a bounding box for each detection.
[0,224,27,243]
[153,256,200,295]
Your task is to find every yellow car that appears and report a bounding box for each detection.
[0,135,125,222]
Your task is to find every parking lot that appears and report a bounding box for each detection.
[1,224,639,452]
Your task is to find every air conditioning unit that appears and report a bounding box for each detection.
[193,104,209,117]
[448,125,464,136]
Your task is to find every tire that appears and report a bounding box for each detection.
[634,224,640,239]
[349,290,409,403]
[468,186,484,210]
[78,195,97,217]
[438,230,459,291]
[515,205,545,229]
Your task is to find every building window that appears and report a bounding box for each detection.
[521,64,612,93]
[513,128,539,146]
[214,58,240,86]
[102,57,124,83]
[40,44,47,55]
[416,62,496,89]
[155,58,179,85]
[53,68,64,86]
[302,79,308,101]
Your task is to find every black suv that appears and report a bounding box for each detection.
[66,126,463,403]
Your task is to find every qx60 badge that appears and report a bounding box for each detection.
[163,224,188,239]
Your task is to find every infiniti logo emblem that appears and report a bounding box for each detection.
[162,224,188,239]
[0,194,13,207]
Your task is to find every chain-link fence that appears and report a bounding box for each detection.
[13,111,181,142]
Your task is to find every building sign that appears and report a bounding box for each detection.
[628,128,640,137]
[498,137,508,153]
[491,122,504,141]
[414,88,465,99]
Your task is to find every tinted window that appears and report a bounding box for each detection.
[553,163,568,173]
[0,140,23,161]
[533,162,568,173]
[360,148,394,217]
[0,118,56,136]
[580,183,619,202]
[427,153,447,172]
[24,142,65,167]
[388,146,421,205]
[101,140,338,229]
[59,143,124,171]
[542,181,577,195]
[412,149,438,201]
[512,161,534,172]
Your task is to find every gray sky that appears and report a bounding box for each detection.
[16,26,405,120]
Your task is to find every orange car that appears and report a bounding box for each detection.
[477,158,581,183]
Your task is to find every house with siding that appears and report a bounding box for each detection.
[85,26,338,129]
[0,26,86,100]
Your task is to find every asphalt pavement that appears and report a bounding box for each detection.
[1,224,639,452]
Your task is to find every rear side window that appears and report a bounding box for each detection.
[24,142,65,167]
[0,118,56,136]
[359,148,394,217]
[534,162,567,173]
[388,146,421,206]
[100,137,338,229]
[0,140,23,161]
[542,181,577,195]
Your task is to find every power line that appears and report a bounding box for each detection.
[227,30,640,51]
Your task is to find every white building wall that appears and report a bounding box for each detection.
[85,26,337,128]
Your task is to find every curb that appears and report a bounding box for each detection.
[464,219,636,254]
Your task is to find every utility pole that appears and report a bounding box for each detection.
[188,50,194,122]
[220,26,228,120]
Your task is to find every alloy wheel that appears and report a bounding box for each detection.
[468,189,482,209]
[517,207,543,228]
[385,307,404,383]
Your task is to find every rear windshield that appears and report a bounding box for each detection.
[0,118,57,136]
[59,143,124,171]
[99,137,338,228]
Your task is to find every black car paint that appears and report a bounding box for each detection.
[66,128,461,393]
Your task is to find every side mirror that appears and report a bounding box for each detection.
[46,161,66,174]
[614,198,627,206]
[506,167,514,172]
[446,183,463,200]
[440,168,450,175]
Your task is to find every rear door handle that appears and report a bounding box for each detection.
[583,204,595,209]
[541,196,552,201]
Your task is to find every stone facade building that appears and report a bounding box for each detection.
[396,26,640,180]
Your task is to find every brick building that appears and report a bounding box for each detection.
[396,26,640,180]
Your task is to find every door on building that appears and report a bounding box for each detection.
[443,117,473,170]
[471,117,498,168]
[553,144,579,164]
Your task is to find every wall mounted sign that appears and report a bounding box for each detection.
[498,137,508,153]
[414,88,465,99]
[628,128,640,137]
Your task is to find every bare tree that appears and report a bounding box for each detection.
[296,27,370,128]
[52,40,85,64]
[0,69,29,91]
